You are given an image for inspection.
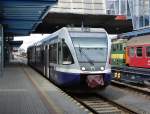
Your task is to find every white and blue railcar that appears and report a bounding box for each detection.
[28,27,111,88]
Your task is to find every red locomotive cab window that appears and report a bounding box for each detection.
[129,47,134,57]
[136,47,142,57]
[146,46,150,57]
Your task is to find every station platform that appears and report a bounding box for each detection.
[0,59,90,114]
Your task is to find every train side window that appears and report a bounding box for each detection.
[129,47,134,57]
[120,44,123,51]
[118,44,121,51]
[62,41,74,65]
[58,42,62,64]
[116,44,118,50]
[136,47,142,57]
[49,44,57,63]
[146,46,150,57]
[49,45,53,62]
[112,44,116,51]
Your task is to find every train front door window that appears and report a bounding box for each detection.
[62,40,74,65]
[49,44,57,79]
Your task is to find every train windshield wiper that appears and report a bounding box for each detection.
[78,45,94,66]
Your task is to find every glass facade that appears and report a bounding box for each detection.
[0,25,3,76]
[106,0,130,16]
[128,0,150,29]
[107,0,150,29]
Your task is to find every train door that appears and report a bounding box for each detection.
[128,47,136,67]
[49,43,57,81]
[145,45,150,68]
[45,45,49,78]
[41,46,45,74]
[135,46,143,67]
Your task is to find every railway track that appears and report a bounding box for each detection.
[112,66,150,85]
[69,93,136,114]
[111,80,150,96]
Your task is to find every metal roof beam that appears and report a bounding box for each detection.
[0,0,57,36]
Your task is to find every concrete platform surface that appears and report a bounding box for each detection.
[0,63,90,114]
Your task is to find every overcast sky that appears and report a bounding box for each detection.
[14,34,50,51]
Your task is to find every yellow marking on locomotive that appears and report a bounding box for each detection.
[111,54,124,59]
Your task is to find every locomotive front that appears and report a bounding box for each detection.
[69,28,111,88]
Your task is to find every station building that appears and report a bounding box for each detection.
[49,0,106,14]
[0,0,58,75]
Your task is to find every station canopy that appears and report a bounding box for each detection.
[9,41,23,48]
[34,12,133,34]
[119,27,150,38]
[0,0,57,36]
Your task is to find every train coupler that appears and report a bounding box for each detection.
[86,75,104,88]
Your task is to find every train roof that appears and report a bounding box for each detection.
[127,35,150,46]
[28,27,107,48]
[66,27,106,33]
[112,39,128,44]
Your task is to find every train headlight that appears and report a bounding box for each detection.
[117,73,121,79]
[81,67,86,71]
[114,72,118,78]
[100,67,104,71]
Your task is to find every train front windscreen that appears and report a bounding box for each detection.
[70,32,108,71]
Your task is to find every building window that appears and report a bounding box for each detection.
[129,47,134,57]
[146,46,150,57]
[136,47,142,57]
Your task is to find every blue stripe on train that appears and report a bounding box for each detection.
[53,71,112,87]
[54,71,80,86]
[103,73,112,85]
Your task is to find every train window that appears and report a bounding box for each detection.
[41,49,44,65]
[58,42,62,64]
[118,44,120,50]
[136,47,142,57]
[116,44,118,50]
[129,47,134,57]
[117,44,122,51]
[62,42,74,65]
[49,44,57,63]
[112,44,116,51]
[49,45,52,62]
[146,46,150,57]
[120,44,123,51]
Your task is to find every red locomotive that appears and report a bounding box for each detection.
[111,35,150,85]
[126,35,150,68]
